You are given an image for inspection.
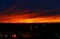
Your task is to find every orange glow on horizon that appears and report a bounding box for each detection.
[0,14,60,23]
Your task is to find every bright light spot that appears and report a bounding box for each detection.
[12,34,17,38]
[35,26,38,28]
[0,34,2,37]
[5,34,8,37]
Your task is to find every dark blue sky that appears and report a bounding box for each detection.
[0,0,60,15]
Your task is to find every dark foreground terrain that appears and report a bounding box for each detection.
[0,23,60,39]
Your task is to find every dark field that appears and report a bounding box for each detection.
[0,23,60,39]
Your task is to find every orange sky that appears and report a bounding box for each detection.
[0,13,60,23]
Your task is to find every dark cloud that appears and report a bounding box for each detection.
[0,0,60,16]
[38,9,60,16]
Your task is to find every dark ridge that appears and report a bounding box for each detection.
[0,22,58,24]
[0,23,60,39]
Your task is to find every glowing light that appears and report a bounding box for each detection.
[22,33,32,38]
[12,34,17,38]
[35,26,38,28]
[0,34,2,37]
[5,34,8,37]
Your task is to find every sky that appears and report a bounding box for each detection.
[0,0,60,23]
[0,0,60,15]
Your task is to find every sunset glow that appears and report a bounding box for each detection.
[0,13,60,23]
